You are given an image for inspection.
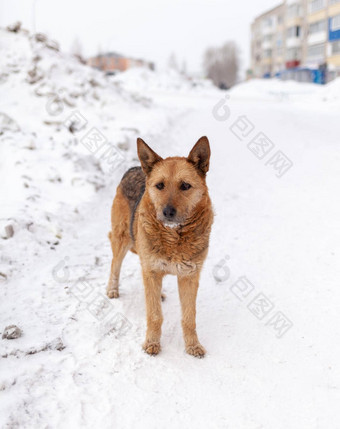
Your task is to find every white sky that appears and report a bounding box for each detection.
[0,0,279,77]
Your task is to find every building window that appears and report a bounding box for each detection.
[263,49,272,58]
[309,0,324,13]
[263,17,273,28]
[287,4,301,19]
[308,20,326,34]
[287,26,301,38]
[263,34,273,42]
[330,14,340,32]
[331,40,340,54]
[286,47,301,60]
[276,46,283,56]
[307,43,325,57]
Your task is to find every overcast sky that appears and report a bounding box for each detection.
[0,0,279,77]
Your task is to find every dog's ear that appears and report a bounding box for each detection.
[187,136,210,177]
[137,138,163,175]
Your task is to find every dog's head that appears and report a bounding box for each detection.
[137,136,210,227]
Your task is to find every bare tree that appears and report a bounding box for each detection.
[203,41,240,89]
[71,37,85,63]
[181,59,187,76]
[168,52,179,71]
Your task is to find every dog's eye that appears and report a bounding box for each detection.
[156,182,165,190]
[180,182,191,191]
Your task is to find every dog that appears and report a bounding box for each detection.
[106,136,213,357]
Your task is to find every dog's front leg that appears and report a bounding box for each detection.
[142,269,164,355]
[178,272,206,358]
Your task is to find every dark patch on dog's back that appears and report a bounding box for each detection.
[120,166,145,240]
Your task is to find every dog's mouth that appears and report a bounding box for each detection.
[157,213,182,228]
[162,220,181,229]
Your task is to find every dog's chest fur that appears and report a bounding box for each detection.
[136,207,212,276]
[150,256,199,276]
[143,235,206,276]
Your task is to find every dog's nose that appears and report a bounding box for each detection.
[163,205,176,219]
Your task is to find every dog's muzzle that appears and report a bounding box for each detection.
[163,205,176,220]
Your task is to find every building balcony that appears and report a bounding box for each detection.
[286,0,302,5]
[329,1,340,18]
[305,51,326,67]
[308,31,327,44]
[285,60,301,68]
[262,26,275,36]
[262,57,273,65]
[308,0,326,15]
[286,37,303,48]
[329,15,340,41]
[262,40,273,49]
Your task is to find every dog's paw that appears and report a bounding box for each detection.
[143,341,161,356]
[186,343,206,358]
[107,289,119,299]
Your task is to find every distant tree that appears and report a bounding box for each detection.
[71,37,85,63]
[181,59,187,76]
[168,52,179,71]
[203,41,240,89]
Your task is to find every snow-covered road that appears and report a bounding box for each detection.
[2,85,340,429]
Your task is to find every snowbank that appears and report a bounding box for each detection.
[229,76,340,107]
[229,78,323,102]
[0,26,188,282]
[319,76,340,104]
[111,67,215,95]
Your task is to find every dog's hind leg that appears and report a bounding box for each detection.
[107,186,132,299]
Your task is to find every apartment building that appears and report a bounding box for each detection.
[251,4,285,77]
[251,0,340,82]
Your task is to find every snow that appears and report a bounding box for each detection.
[318,76,340,104]
[111,67,215,95]
[1,27,340,429]
[229,78,323,102]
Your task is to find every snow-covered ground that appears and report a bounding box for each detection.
[1,26,340,429]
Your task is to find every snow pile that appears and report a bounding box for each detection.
[111,67,215,95]
[319,77,340,104]
[0,26,228,428]
[230,76,340,106]
[0,25,185,282]
[229,78,323,102]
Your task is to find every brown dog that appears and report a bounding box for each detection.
[106,136,213,357]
